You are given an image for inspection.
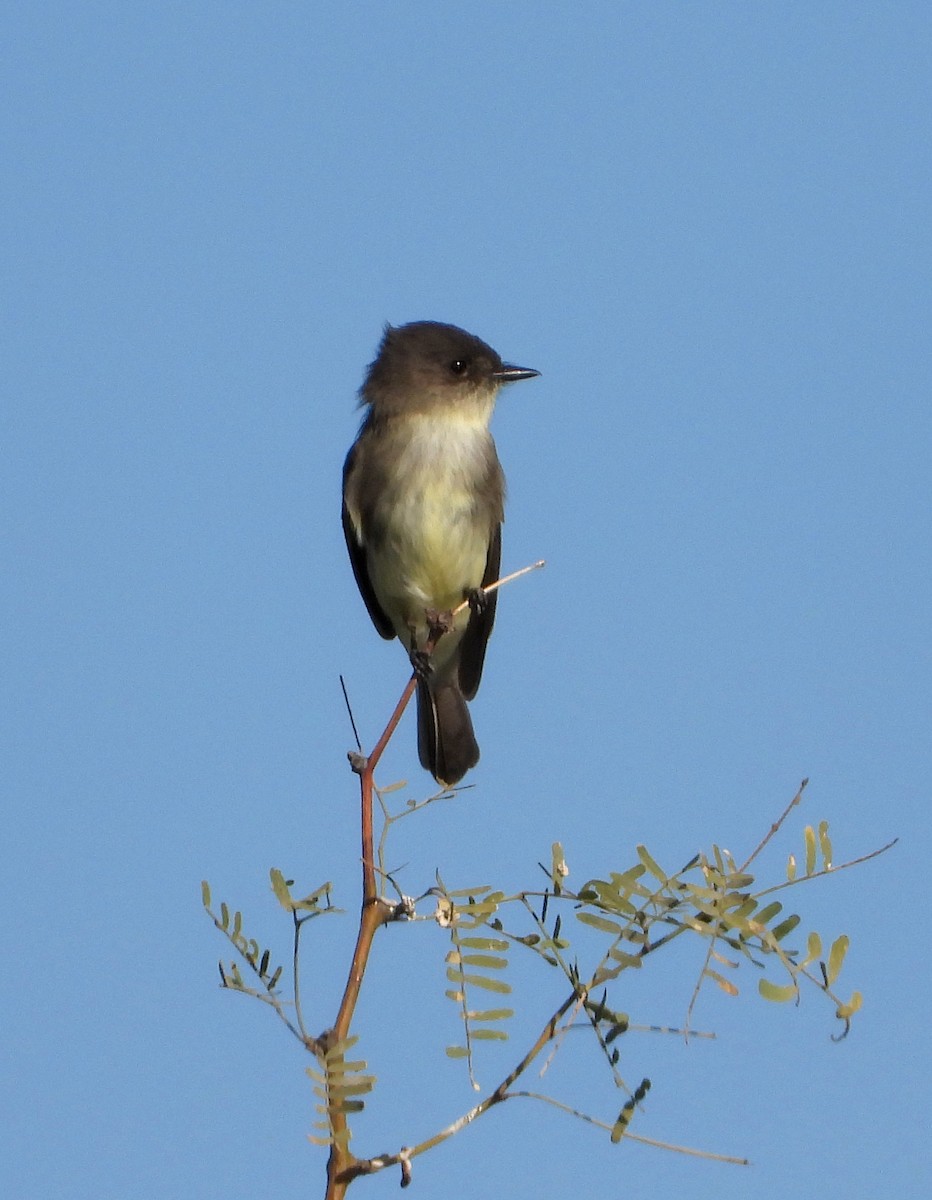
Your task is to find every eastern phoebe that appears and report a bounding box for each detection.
[342,321,539,786]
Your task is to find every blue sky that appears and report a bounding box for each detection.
[4,4,930,1197]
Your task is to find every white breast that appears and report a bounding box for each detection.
[369,412,496,650]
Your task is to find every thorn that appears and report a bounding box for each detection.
[348,750,368,775]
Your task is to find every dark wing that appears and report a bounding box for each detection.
[342,441,395,640]
[457,522,501,700]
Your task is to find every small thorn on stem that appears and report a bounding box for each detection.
[347,751,368,775]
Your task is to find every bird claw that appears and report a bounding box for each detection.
[465,587,490,618]
[409,648,433,680]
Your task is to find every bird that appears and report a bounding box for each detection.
[342,320,539,786]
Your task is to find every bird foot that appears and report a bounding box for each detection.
[465,587,490,618]
[409,647,433,680]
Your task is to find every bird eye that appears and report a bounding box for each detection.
[449,359,469,375]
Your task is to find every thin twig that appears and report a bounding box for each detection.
[685,924,723,1035]
[508,1092,749,1165]
[293,912,309,1043]
[347,984,583,1184]
[450,558,546,617]
[740,778,808,871]
[752,838,898,900]
[339,675,363,752]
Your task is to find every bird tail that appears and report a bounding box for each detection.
[417,678,480,787]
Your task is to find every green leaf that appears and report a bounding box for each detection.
[758,978,798,1003]
[611,864,649,889]
[581,868,649,908]
[818,820,833,869]
[465,1008,514,1022]
[603,894,638,917]
[459,893,504,916]
[705,968,739,997]
[591,964,624,987]
[804,825,817,876]
[459,953,508,970]
[334,1080,375,1097]
[720,896,758,928]
[201,880,211,908]
[610,1078,650,1142]
[295,882,334,911]
[551,841,568,891]
[325,1059,368,1077]
[679,882,721,903]
[604,1018,629,1043]
[836,990,863,1020]
[771,914,801,942]
[458,936,509,951]
[445,1046,469,1058]
[470,1028,508,1041]
[459,973,511,994]
[802,932,822,967]
[323,1034,359,1059]
[269,868,294,912]
[826,934,849,985]
[575,912,624,936]
[786,854,797,881]
[607,947,642,969]
[755,900,782,927]
[636,845,667,883]
[443,884,492,899]
[611,1105,634,1143]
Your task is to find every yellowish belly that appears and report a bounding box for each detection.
[367,421,494,646]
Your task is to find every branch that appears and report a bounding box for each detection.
[326,558,546,1196]
[509,1092,749,1165]
[347,985,582,1186]
[740,778,808,871]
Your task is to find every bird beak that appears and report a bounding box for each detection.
[493,363,540,383]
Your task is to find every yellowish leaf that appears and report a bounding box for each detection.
[804,825,816,876]
[758,978,798,1003]
[826,934,849,985]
